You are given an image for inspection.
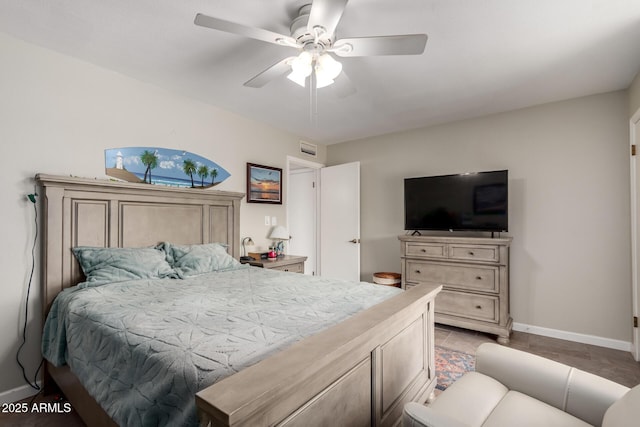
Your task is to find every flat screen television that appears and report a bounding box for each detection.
[404,170,508,232]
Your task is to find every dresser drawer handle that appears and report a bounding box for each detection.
[415,270,421,274]
[475,305,482,310]
[475,276,482,280]
[468,251,475,256]
[421,248,426,252]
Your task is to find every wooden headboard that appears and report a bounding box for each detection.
[36,174,244,319]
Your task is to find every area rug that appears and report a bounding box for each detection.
[435,346,476,391]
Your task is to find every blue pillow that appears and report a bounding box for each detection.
[159,242,241,278]
[72,246,176,288]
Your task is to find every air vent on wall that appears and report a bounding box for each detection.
[300,141,317,157]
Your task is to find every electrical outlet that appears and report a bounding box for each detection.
[271,216,277,226]
[264,216,270,226]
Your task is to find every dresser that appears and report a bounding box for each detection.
[242,254,307,273]
[399,235,512,344]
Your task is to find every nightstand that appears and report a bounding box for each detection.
[241,255,307,273]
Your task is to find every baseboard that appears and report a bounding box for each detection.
[512,322,632,352]
[0,382,40,405]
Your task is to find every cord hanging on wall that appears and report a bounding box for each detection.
[16,188,43,391]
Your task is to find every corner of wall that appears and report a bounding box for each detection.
[629,69,640,117]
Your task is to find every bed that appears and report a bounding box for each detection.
[37,174,441,427]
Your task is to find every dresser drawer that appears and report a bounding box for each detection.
[436,290,498,323]
[448,244,499,262]
[405,242,447,259]
[405,261,498,292]
[271,263,304,273]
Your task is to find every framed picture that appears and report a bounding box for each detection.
[247,163,282,204]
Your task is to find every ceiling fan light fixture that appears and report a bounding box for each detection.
[316,54,342,80]
[315,74,334,88]
[287,70,307,87]
[291,51,313,75]
[287,51,314,87]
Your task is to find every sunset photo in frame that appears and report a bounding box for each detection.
[247,163,282,204]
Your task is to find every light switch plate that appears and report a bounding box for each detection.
[271,216,277,226]
[264,216,270,226]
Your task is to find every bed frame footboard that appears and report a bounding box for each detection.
[196,284,441,427]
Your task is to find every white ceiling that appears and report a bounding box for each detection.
[1,0,639,144]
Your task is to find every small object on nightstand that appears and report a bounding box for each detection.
[269,225,290,257]
[248,252,269,260]
[240,236,254,262]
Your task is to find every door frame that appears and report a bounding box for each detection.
[286,156,324,275]
[630,108,640,361]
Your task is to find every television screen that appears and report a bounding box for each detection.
[404,170,508,232]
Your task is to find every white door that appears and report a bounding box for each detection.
[320,162,360,281]
[631,110,640,361]
[288,168,317,275]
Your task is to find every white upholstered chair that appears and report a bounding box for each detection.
[404,343,639,427]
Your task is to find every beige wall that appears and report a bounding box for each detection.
[327,91,631,344]
[630,70,640,117]
[0,33,325,397]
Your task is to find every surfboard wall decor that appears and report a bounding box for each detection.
[105,147,230,188]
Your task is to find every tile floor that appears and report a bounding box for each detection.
[2,326,639,426]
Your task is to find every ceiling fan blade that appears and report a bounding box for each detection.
[307,0,349,36]
[332,34,427,57]
[195,13,296,47]
[243,57,295,88]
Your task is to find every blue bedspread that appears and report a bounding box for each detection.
[42,266,401,426]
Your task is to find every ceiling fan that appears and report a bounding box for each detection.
[194,0,428,91]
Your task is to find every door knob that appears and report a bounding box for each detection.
[349,238,360,244]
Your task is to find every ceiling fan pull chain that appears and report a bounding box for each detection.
[309,74,313,123]
[310,72,318,128]
[315,81,319,128]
